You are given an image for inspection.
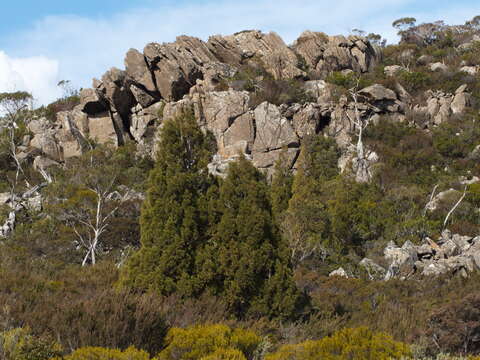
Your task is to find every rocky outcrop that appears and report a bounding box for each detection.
[20,30,388,178]
[360,230,480,280]
[293,32,381,77]
[208,30,305,79]
[329,267,349,278]
[413,85,471,126]
[429,62,448,72]
[143,36,217,101]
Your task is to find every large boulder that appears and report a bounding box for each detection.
[253,102,299,153]
[79,88,107,115]
[190,88,251,158]
[383,240,419,280]
[293,32,381,77]
[130,102,164,144]
[124,48,158,94]
[252,147,298,170]
[358,84,397,101]
[246,102,300,171]
[329,267,349,278]
[451,85,471,114]
[359,258,386,280]
[291,103,323,138]
[222,112,255,156]
[87,112,118,146]
[55,108,89,159]
[144,36,217,101]
[208,30,304,79]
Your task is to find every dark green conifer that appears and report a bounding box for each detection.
[197,156,300,318]
[270,151,294,222]
[122,110,215,296]
[283,135,341,267]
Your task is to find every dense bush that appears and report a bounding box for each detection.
[428,294,480,355]
[157,324,260,360]
[56,346,151,360]
[0,328,62,360]
[433,115,480,158]
[249,78,314,107]
[264,327,411,360]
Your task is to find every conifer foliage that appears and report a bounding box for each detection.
[197,156,300,318]
[122,110,215,296]
[282,135,341,267]
[123,112,299,318]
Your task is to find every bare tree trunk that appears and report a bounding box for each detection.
[443,186,467,229]
[345,84,373,183]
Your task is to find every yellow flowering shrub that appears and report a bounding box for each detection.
[265,327,411,360]
[157,324,260,360]
[53,346,151,360]
[201,348,247,360]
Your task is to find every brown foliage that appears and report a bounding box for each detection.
[428,294,480,355]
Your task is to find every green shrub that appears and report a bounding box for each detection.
[0,328,62,360]
[398,70,432,94]
[433,116,480,158]
[249,78,314,107]
[326,72,373,90]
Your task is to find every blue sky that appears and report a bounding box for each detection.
[1,0,479,105]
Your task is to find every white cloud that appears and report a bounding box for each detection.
[0,51,60,106]
[2,0,480,105]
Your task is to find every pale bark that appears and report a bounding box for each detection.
[443,186,467,229]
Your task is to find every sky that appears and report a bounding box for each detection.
[0,0,479,106]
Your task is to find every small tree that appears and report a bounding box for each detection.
[0,91,33,187]
[49,145,131,266]
[366,33,387,47]
[345,79,375,183]
[392,17,417,33]
[122,110,215,294]
[351,28,366,37]
[0,92,34,238]
[197,156,300,318]
[282,135,340,267]
[270,151,294,222]
[57,80,78,99]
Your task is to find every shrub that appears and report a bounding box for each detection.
[427,294,480,355]
[43,95,80,121]
[249,78,313,107]
[398,70,432,94]
[264,327,411,360]
[325,72,373,90]
[201,348,247,360]
[433,116,480,159]
[0,328,62,360]
[157,324,261,360]
[56,346,151,360]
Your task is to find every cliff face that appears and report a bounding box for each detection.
[23,30,385,177]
